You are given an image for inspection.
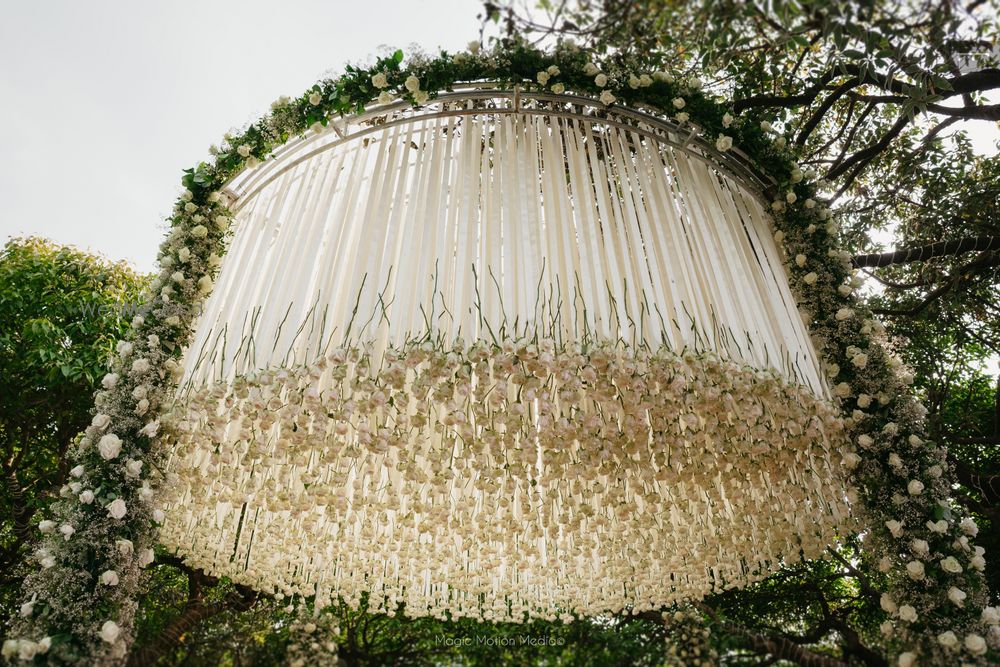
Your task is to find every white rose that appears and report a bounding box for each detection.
[835,307,854,321]
[858,434,874,448]
[79,490,95,504]
[170,270,184,283]
[947,586,966,606]
[880,593,897,614]
[536,71,550,85]
[190,225,208,238]
[117,539,134,556]
[165,315,181,327]
[70,464,84,478]
[885,520,904,537]
[803,272,818,285]
[715,135,733,151]
[722,112,733,127]
[372,72,389,89]
[905,560,924,580]
[404,75,420,92]
[675,112,689,122]
[970,555,986,571]
[117,340,133,356]
[672,97,686,109]
[907,479,924,495]
[898,605,917,622]
[198,275,213,294]
[138,548,155,567]
[100,620,121,644]
[467,40,480,54]
[786,191,797,203]
[125,459,143,478]
[59,524,75,540]
[888,453,903,468]
[377,91,393,104]
[101,373,119,390]
[40,557,55,569]
[964,633,986,656]
[107,498,127,520]
[760,120,772,132]
[880,620,893,636]
[91,413,111,431]
[911,538,929,556]
[551,83,565,94]
[843,452,861,469]
[937,630,958,648]
[38,520,55,534]
[100,570,119,586]
[140,421,160,438]
[153,509,166,523]
[982,606,999,624]
[897,652,916,667]
[599,90,616,106]
[98,434,122,460]
[584,63,599,76]
[594,73,608,87]
[134,398,149,416]
[308,91,322,105]
[2,640,18,658]
[131,358,150,374]
[940,556,963,573]
[959,517,978,536]
[237,144,251,158]
[857,394,871,408]
[926,519,947,534]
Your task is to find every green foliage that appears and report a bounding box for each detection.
[0,237,146,636]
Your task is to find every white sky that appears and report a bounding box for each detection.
[1,2,996,274]
[0,0,482,272]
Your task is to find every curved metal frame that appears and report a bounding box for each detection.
[224,84,778,213]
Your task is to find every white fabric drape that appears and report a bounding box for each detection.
[183,111,824,394]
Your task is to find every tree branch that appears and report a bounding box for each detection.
[853,236,1000,268]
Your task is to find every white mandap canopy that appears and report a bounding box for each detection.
[159,88,851,621]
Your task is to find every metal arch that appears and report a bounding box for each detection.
[224,85,779,213]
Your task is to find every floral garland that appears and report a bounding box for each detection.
[6,40,996,665]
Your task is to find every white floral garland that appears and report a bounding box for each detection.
[6,41,996,665]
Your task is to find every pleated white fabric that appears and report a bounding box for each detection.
[183,111,823,394]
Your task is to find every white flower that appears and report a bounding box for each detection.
[888,453,902,468]
[70,465,84,478]
[98,434,122,460]
[101,373,119,390]
[937,630,958,648]
[804,198,816,208]
[897,652,915,667]
[536,71,550,85]
[878,556,892,572]
[599,90,616,106]
[964,633,986,656]
[2,640,17,658]
[907,480,924,495]
[851,353,868,369]
[183,202,197,213]
[467,40,480,54]
[672,97,686,109]
[905,560,924,580]
[59,523,75,540]
[982,606,999,624]
[835,307,854,320]
[117,340,133,357]
[857,394,871,408]
[834,382,852,398]
[117,539,134,556]
[153,509,166,523]
[594,73,608,87]
[760,121,772,132]
[198,275,213,294]
[138,548,155,567]
[100,570,120,586]
[898,604,917,622]
[675,112,689,122]
[100,620,121,644]
[584,63,600,76]
[786,191,796,203]
[190,224,208,238]
[776,136,787,148]
[91,413,111,431]
[551,83,565,94]
[131,358,150,374]
[926,519,947,534]
[794,254,807,267]
[40,556,55,569]
[38,520,55,534]
[959,517,978,536]
[911,538,929,556]
[404,75,420,92]
[843,452,861,469]
[970,554,986,571]
[236,144,251,158]
[377,91,393,104]
[135,398,149,416]
[309,121,324,134]
[125,459,143,478]
[165,315,181,327]
[803,272,818,285]
[308,91,322,105]
[628,74,640,89]
[639,74,652,87]
[879,593,897,613]
[653,70,672,82]
[927,464,942,478]
[140,420,160,440]
[940,556,963,573]
[722,113,733,127]
[79,490,95,504]
[858,434,874,448]
[879,620,893,635]
[885,520,904,537]
[170,270,185,283]
[947,586,966,606]
[107,498,127,520]
[715,135,733,151]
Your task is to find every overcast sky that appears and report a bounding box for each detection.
[1,2,996,274]
[0,0,482,272]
